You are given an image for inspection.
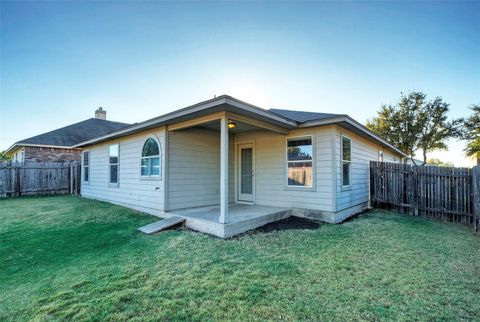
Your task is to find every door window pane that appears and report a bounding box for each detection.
[241,148,253,194]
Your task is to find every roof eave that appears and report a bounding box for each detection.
[4,143,21,155]
[299,116,406,157]
[5,143,80,154]
[73,95,298,148]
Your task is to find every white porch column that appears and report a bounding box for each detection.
[219,115,229,224]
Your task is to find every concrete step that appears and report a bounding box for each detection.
[138,216,185,235]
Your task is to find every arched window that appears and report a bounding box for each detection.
[141,138,160,177]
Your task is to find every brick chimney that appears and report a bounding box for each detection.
[95,107,106,120]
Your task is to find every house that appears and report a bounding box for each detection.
[468,155,480,167]
[74,95,405,238]
[5,108,129,163]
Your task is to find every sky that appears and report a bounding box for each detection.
[1,1,479,166]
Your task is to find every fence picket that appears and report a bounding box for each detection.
[370,161,477,232]
[0,161,81,197]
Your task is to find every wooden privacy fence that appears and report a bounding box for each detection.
[0,162,81,197]
[370,161,480,232]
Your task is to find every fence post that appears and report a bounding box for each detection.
[73,163,80,196]
[473,166,479,233]
[69,165,73,195]
[15,166,21,197]
[413,164,419,216]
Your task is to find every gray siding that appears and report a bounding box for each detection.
[236,127,335,211]
[81,128,166,216]
[167,128,235,210]
[335,126,401,211]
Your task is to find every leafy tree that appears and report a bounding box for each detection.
[462,104,480,158]
[366,91,462,164]
[0,151,10,161]
[417,97,463,163]
[427,158,454,167]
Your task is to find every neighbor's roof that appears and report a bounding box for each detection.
[5,118,130,154]
[72,95,406,157]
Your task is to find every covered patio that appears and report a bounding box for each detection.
[163,109,295,237]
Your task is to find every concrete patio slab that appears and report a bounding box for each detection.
[167,204,292,238]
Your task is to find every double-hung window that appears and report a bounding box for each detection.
[109,144,119,185]
[342,136,351,186]
[378,149,384,162]
[287,137,313,187]
[141,138,160,177]
[83,151,89,182]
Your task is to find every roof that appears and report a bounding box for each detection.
[72,95,406,157]
[6,118,130,154]
[269,109,343,123]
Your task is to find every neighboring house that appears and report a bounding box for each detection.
[405,158,426,166]
[74,95,406,237]
[5,108,129,163]
[468,155,480,167]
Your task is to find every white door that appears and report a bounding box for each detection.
[238,143,254,202]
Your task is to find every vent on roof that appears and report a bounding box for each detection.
[95,107,106,120]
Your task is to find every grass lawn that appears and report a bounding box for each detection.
[1,196,479,321]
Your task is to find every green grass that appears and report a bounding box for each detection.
[1,196,479,321]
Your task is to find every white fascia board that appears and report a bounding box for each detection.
[224,97,297,127]
[4,144,21,154]
[299,115,406,157]
[72,97,228,147]
[73,96,297,148]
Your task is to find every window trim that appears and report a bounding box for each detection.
[341,134,352,188]
[378,149,384,162]
[83,150,90,183]
[140,137,162,179]
[108,143,120,187]
[285,135,315,190]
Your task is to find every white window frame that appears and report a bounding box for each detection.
[83,150,90,183]
[140,137,161,179]
[378,149,384,162]
[286,135,314,189]
[341,135,352,187]
[109,143,119,187]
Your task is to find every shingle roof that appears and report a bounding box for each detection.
[268,108,343,123]
[16,118,130,147]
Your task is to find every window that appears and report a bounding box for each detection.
[109,144,119,184]
[378,150,384,162]
[83,151,89,182]
[141,138,160,177]
[287,137,313,187]
[342,136,351,186]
